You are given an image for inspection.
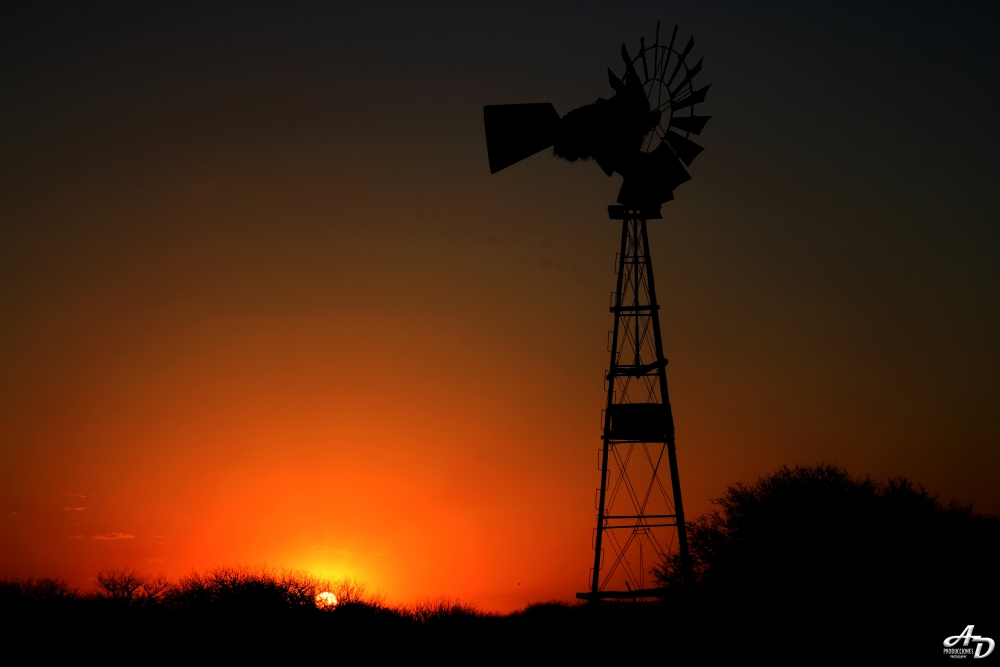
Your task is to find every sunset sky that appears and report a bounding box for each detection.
[2,2,999,611]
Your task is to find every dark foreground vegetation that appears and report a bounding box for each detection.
[3,466,997,661]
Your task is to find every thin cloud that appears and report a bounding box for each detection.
[63,507,85,511]
[68,534,84,539]
[145,558,164,563]
[0,511,15,517]
[92,532,134,540]
[63,493,86,498]
[312,545,351,554]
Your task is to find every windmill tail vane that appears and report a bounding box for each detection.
[483,23,711,601]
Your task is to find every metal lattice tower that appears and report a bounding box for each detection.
[580,206,689,600]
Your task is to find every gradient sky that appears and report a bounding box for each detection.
[2,2,999,611]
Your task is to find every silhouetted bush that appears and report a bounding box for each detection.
[327,576,385,609]
[410,598,483,624]
[164,565,323,615]
[0,578,78,610]
[652,464,1000,657]
[94,567,172,606]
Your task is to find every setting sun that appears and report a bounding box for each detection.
[315,591,338,609]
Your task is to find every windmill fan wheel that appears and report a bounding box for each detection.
[630,23,711,165]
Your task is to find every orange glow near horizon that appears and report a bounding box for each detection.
[3,134,997,611]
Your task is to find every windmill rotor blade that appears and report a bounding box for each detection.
[670,57,703,96]
[651,145,691,192]
[483,103,560,174]
[595,154,615,177]
[639,38,649,80]
[668,115,711,135]
[621,44,639,82]
[608,68,624,93]
[656,24,678,81]
[665,130,704,166]
[671,84,710,111]
[665,36,694,88]
[616,145,690,206]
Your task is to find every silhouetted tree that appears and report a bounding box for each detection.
[0,578,77,609]
[95,567,172,606]
[654,464,1000,615]
[165,565,323,614]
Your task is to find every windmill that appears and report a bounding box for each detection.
[483,23,710,600]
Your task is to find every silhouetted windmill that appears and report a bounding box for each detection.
[484,23,709,600]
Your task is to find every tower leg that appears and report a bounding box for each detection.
[591,218,630,597]
[639,218,691,579]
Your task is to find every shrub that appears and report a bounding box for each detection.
[409,598,483,623]
[165,565,344,615]
[94,567,172,605]
[0,578,77,608]
[327,577,383,608]
[654,464,1000,612]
